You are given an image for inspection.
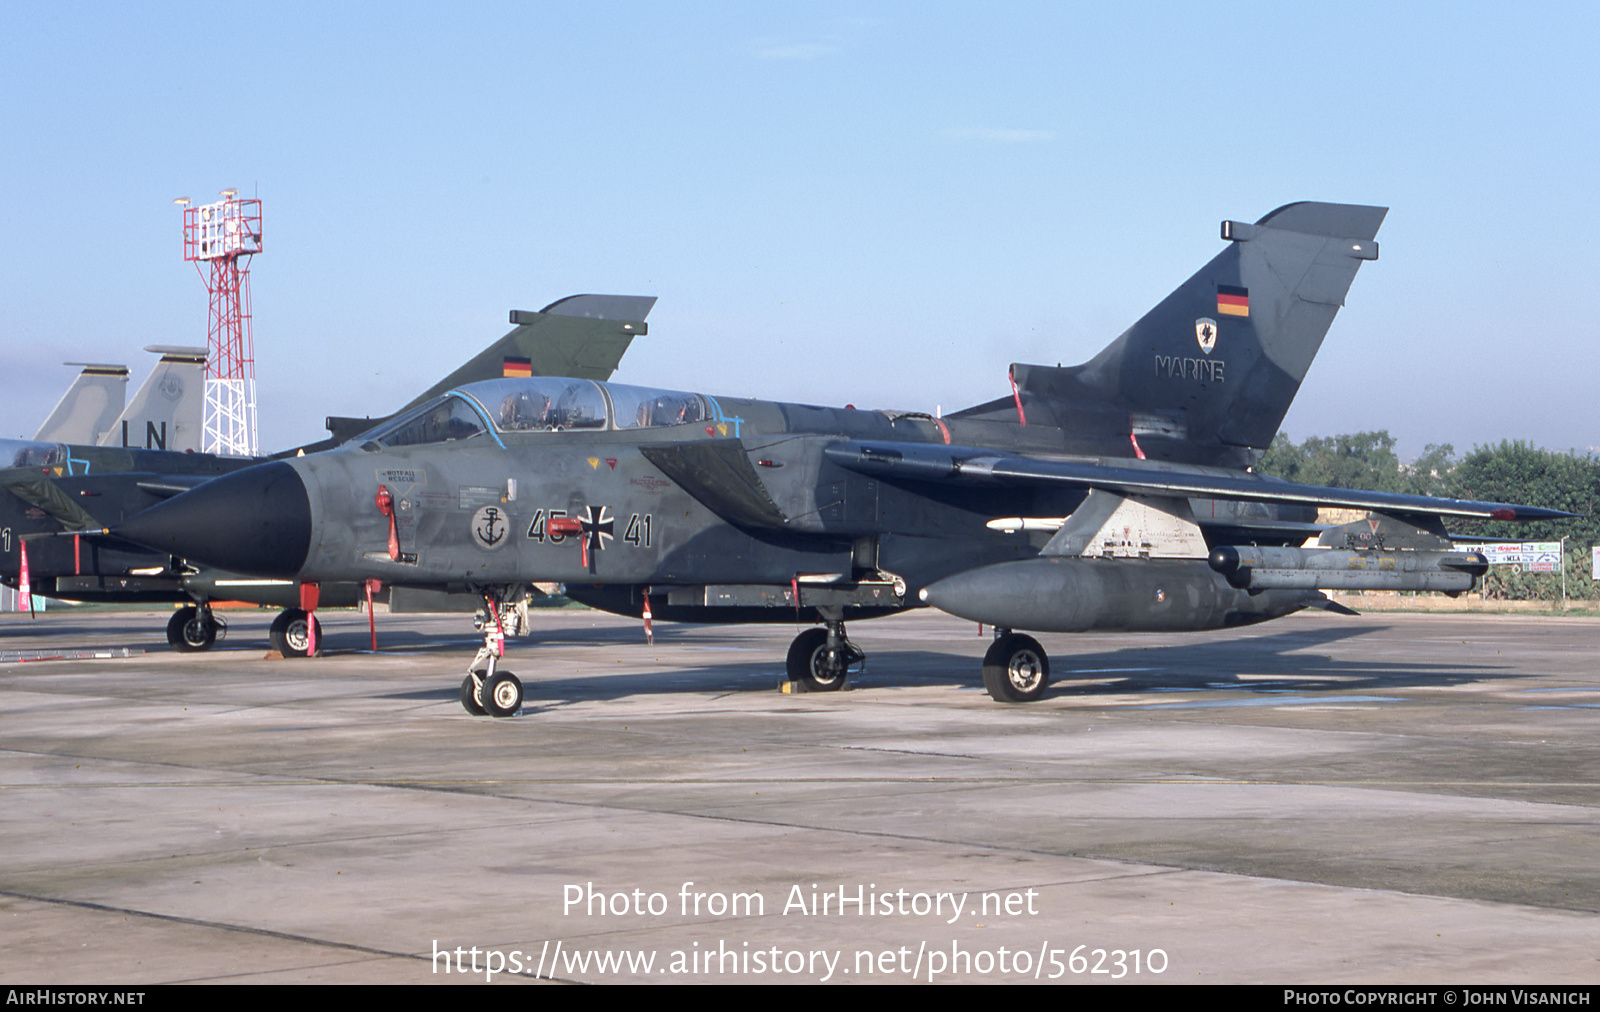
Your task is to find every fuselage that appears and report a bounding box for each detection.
[290,378,1086,595]
[113,375,1319,634]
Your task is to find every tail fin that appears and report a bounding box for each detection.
[312,294,656,449]
[96,347,207,452]
[405,293,656,408]
[964,202,1386,462]
[33,363,129,445]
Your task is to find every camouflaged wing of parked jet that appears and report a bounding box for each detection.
[109,204,1574,716]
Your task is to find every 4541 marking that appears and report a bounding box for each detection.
[527,509,651,549]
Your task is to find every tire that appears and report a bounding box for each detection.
[460,675,488,716]
[982,633,1050,703]
[270,609,322,657]
[785,627,848,692]
[482,671,523,717]
[167,607,216,652]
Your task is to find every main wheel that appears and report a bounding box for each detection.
[270,609,323,657]
[166,607,216,652]
[459,675,488,716]
[785,627,848,692]
[482,671,523,717]
[982,633,1050,703]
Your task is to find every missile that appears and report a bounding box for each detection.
[1207,545,1487,593]
[984,517,1067,533]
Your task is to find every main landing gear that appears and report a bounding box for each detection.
[460,586,524,717]
[785,612,865,692]
[163,603,325,658]
[981,628,1051,703]
[269,609,323,658]
[166,604,222,652]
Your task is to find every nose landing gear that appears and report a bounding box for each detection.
[166,604,221,652]
[461,586,525,717]
[785,612,864,692]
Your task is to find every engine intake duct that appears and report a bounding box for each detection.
[1208,546,1488,593]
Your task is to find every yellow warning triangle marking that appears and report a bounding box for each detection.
[587,457,600,469]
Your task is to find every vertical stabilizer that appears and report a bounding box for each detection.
[1001,202,1386,461]
[33,363,128,445]
[403,294,655,410]
[308,295,657,450]
[98,347,207,452]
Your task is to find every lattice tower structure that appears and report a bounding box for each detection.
[183,194,262,456]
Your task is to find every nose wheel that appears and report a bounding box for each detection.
[166,605,220,652]
[460,586,525,716]
[462,670,522,717]
[785,619,863,692]
[459,675,488,716]
[481,671,523,717]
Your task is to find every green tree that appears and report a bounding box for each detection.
[1261,433,1597,602]
[1402,443,1456,497]
[1259,430,1414,492]
[1450,442,1600,602]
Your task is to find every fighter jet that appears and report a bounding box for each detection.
[32,362,128,446]
[2,295,653,653]
[33,346,207,451]
[113,203,1574,716]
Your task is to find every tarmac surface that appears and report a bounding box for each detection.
[1,605,1598,984]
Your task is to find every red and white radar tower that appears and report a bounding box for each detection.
[178,189,262,457]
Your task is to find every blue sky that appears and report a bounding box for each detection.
[3,2,1597,456]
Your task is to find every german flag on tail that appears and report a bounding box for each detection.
[1216,284,1249,317]
[502,356,533,377]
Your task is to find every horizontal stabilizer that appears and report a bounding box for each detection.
[1305,597,1361,617]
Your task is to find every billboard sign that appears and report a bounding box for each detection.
[1481,542,1561,573]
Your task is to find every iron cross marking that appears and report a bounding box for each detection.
[580,505,615,554]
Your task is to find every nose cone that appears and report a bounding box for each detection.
[115,461,312,579]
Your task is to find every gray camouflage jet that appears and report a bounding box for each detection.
[114,203,1573,716]
[2,295,652,653]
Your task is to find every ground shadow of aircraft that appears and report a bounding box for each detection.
[370,619,1521,710]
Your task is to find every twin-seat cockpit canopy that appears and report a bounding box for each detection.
[0,438,69,470]
[359,378,709,448]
